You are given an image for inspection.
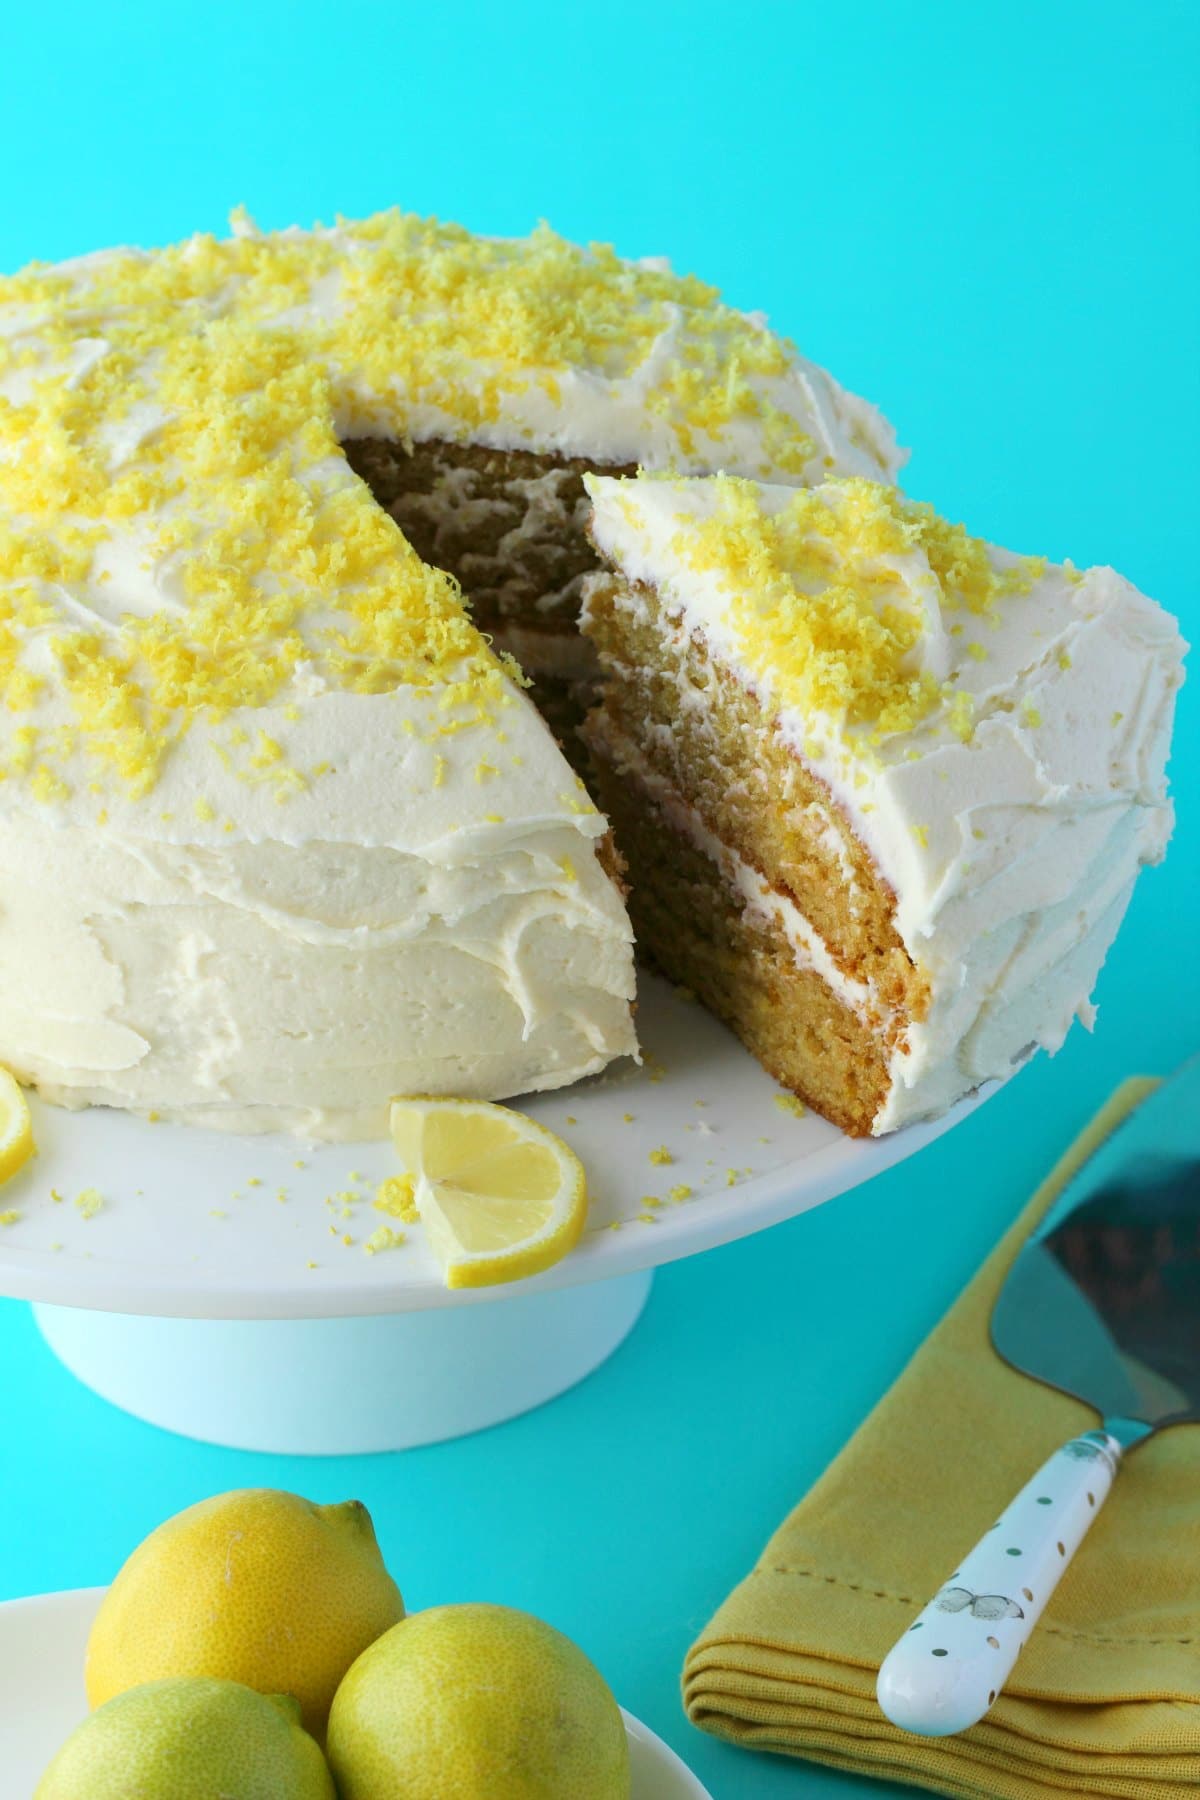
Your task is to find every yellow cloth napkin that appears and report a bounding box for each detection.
[683,1081,1200,1799]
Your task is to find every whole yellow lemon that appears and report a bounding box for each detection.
[36,1677,335,1799]
[86,1488,403,1739]
[327,1603,630,1799]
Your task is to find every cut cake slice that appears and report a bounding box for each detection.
[582,473,1185,1135]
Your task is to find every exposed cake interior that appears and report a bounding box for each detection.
[344,431,924,1126]
[342,438,633,770]
[586,739,903,1134]
[343,439,633,640]
[581,572,926,1136]
[582,473,1183,1136]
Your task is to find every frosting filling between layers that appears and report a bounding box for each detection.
[587,717,880,1027]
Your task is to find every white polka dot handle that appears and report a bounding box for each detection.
[876,1429,1123,1736]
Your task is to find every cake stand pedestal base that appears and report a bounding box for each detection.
[33,1268,653,1455]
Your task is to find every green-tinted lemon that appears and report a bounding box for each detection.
[86,1488,404,1738]
[35,1677,335,1799]
[327,1603,630,1799]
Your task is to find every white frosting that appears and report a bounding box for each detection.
[585,475,1186,1132]
[0,815,635,1141]
[333,289,897,486]
[0,220,903,486]
[0,680,637,1138]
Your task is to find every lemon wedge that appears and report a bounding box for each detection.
[389,1099,587,1289]
[0,1068,33,1185]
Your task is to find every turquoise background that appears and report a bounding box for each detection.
[0,3,1196,1795]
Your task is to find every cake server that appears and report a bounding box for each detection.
[876,1057,1200,1737]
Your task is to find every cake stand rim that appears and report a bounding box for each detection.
[0,1082,997,1321]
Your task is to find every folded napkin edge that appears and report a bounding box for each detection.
[681,1710,1198,1800]
[683,1625,1200,1707]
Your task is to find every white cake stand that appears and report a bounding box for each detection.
[0,975,991,1453]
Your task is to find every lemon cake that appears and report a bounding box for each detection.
[582,474,1185,1135]
[0,209,897,1138]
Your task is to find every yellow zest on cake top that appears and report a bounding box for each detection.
[0,210,899,808]
[0,235,505,799]
[660,475,1046,742]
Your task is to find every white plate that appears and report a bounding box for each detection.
[0,1588,712,1799]
[0,973,991,1320]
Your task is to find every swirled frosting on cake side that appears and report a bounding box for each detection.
[0,681,637,1138]
[585,474,1186,1131]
